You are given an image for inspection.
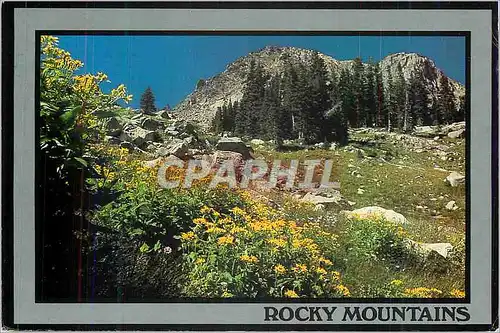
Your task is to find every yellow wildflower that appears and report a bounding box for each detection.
[206,227,226,234]
[450,289,465,298]
[404,287,443,298]
[331,271,341,281]
[318,257,333,266]
[218,217,233,225]
[230,207,247,216]
[316,267,327,275]
[284,290,299,298]
[217,235,234,246]
[274,264,286,275]
[292,264,308,273]
[200,205,212,214]
[193,217,208,225]
[240,254,259,263]
[267,238,287,248]
[180,231,195,241]
[195,258,205,265]
[336,284,351,297]
[230,226,247,234]
[390,279,404,287]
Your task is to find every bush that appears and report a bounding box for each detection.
[335,215,411,268]
[88,231,185,300]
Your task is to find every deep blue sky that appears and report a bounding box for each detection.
[56,35,465,109]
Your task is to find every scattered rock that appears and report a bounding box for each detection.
[119,141,134,151]
[143,157,164,168]
[250,139,265,146]
[216,137,252,159]
[159,140,188,158]
[446,171,465,187]
[156,110,172,119]
[314,204,325,211]
[441,121,465,134]
[104,117,122,136]
[106,135,122,145]
[344,206,409,225]
[357,188,365,195]
[414,125,440,138]
[405,239,454,260]
[445,200,458,211]
[166,129,180,137]
[447,129,465,139]
[141,118,162,131]
[300,192,342,208]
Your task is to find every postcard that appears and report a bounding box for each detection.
[1,1,498,331]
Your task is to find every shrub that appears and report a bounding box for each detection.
[88,231,185,300]
[335,215,411,268]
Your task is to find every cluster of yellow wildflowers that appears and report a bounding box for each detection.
[240,254,259,263]
[180,195,351,298]
[284,290,299,298]
[87,144,159,191]
[404,287,443,298]
[449,289,466,298]
[41,35,132,108]
[41,35,83,74]
[390,279,404,287]
[387,279,463,299]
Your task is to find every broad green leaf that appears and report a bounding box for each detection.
[73,157,88,168]
[59,105,81,127]
[139,243,150,253]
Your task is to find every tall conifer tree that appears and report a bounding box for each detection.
[140,86,156,115]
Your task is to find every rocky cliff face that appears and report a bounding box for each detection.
[174,46,465,130]
[379,52,464,104]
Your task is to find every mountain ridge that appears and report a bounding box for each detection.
[174,46,465,130]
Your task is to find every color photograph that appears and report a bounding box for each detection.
[38,34,467,302]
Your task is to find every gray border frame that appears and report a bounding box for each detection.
[12,7,492,326]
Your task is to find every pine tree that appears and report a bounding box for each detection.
[224,100,238,133]
[393,63,407,131]
[280,61,300,141]
[212,107,223,134]
[363,59,377,127]
[140,86,156,114]
[339,68,355,128]
[293,62,310,141]
[351,57,365,127]
[436,75,456,124]
[261,76,282,140]
[236,59,266,138]
[306,51,332,143]
[384,69,396,131]
[373,63,385,127]
[408,69,432,126]
[324,101,349,145]
[399,78,414,133]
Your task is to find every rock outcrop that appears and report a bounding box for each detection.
[343,206,409,225]
[446,171,466,187]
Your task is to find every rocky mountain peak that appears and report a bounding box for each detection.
[174,47,465,130]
